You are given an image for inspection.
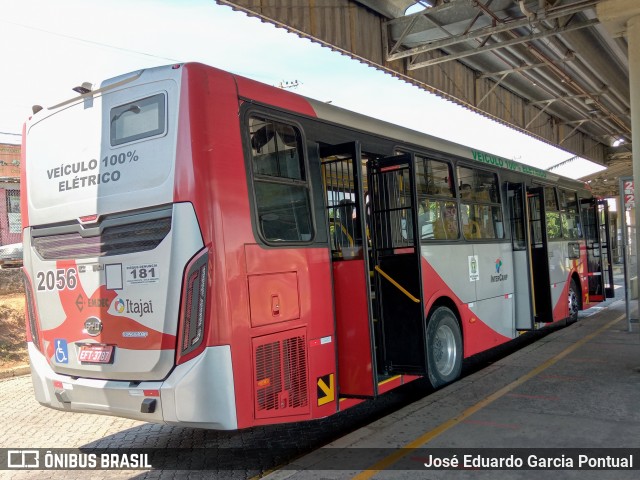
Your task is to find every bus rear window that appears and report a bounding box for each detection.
[110,94,166,146]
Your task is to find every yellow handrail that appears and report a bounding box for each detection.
[339,224,354,247]
[374,265,420,303]
[330,220,354,247]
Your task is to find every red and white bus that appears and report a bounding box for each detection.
[22,63,613,430]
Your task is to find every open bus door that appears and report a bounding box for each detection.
[320,142,377,398]
[507,183,535,329]
[527,187,554,323]
[581,198,615,302]
[599,200,615,298]
[367,154,427,376]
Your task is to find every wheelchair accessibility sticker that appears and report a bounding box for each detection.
[54,339,69,364]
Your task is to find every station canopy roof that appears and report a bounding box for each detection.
[358,0,631,197]
[221,0,632,197]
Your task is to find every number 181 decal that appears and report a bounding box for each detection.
[36,268,78,291]
[126,264,159,285]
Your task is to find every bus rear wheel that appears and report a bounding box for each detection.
[568,278,581,323]
[426,306,462,388]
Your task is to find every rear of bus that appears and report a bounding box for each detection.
[22,64,238,429]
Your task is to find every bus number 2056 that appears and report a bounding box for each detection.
[36,268,78,291]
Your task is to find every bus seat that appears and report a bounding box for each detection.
[463,219,482,239]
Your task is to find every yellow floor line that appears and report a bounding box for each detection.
[352,313,625,479]
[378,375,401,386]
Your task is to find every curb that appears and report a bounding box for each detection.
[0,364,30,380]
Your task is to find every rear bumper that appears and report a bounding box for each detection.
[28,343,238,430]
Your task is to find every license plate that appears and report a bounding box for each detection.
[78,344,114,364]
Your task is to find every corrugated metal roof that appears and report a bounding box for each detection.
[218,0,632,197]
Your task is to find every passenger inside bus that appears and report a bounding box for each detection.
[433,202,459,240]
[418,200,434,239]
[332,199,362,256]
[462,214,482,239]
[459,184,484,239]
[460,183,473,200]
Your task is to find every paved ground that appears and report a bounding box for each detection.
[0,357,439,479]
[262,295,640,479]
[2,280,637,479]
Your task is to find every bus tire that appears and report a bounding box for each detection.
[426,306,462,388]
[568,278,581,324]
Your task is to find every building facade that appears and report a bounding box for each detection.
[0,143,21,246]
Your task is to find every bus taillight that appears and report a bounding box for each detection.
[23,271,42,352]
[176,249,208,365]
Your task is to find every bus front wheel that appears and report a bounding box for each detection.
[426,306,462,388]
[568,278,581,323]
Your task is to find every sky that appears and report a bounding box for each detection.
[0,0,606,179]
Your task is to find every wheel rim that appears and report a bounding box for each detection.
[568,287,579,318]
[433,323,457,377]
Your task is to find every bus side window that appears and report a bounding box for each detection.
[560,189,581,240]
[415,155,456,241]
[457,166,504,240]
[545,186,563,240]
[432,201,459,240]
[248,116,314,243]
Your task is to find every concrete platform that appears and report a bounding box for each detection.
[264,294,640,479]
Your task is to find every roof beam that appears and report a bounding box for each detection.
[418,7,455,38]
[407,19,599,70]
[477,72,508,106]
[479,61,564,79]
[386,1,599,62]
[525,100,554,129]
[529,91,600,106]
[388,14,421,56]
[560,120,588,144]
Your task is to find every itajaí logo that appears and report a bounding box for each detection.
[491,258,508,282]
[113,297,126,313]
[112,297,154,318]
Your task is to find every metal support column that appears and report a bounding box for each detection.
[598,0,640,334]
[629,17,640,335]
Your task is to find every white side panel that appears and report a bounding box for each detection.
[470,295,515,339]
[547,241,567,285]
[473,243,514,301]
[472,243,514,337]
[550,281,567,316]
[421,243,476,304]
[421,242,514,336]
[548,241,568,316]
[26,75,180,225]
[161,346,238,430]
